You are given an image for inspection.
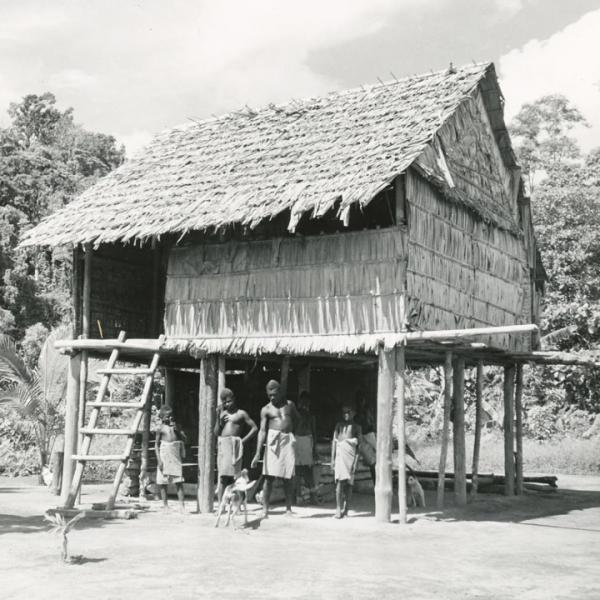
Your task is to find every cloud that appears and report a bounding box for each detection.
[499,9,600,152]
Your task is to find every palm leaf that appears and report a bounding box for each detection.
[64,512,85,534]
[540,325,578,349]
[0,335,32,385]
[37,327,70,409]
[0,381,41,419]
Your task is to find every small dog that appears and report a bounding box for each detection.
[215,469,256,529]
[407,474,426,508]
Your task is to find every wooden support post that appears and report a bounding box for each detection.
[164,368,176,409]
[515,363,524,496]
[503,364,516,496]
[471,361,484,499]
[150,238,161,336]
[217,356,226,408]
[138,393,152,499]
[437,352,453,509]
[375,346,395,522]
[452,357,467,506]
[280,355,290,398]
[61,354,81,505]
[77,243,92,451]
[71,245,81,339]
[297,363,311,395]
[197,355,217,513]
[395,345,407,525]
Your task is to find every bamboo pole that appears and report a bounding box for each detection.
[71,245,81,339]
[61,354,81,505]
[197,355,217,513]
[402,323,537,342]
[395,345,407,525]
[503,365,516,496]
[217,356,226,408]
[515,363,524,496]
[280,355,290,398]
[436,351,452,509]
[471,361,484,499]
[452,357,467,506]
[77,243,92,453]
[375,346,395,522]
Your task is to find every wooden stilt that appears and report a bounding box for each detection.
[471,361,484,498]
[77,243,92,452]
[437,351,453,509]
[515,363,524,495]
[138,393,151,499]
[280,355,290,398]
[297,362,311,395]
[503,364,516,496]
[375,346,395,522]
[197,355,217,513]
[217,356,226,407]
[61,354,81,505]
[452,357,467,506]
[395,345,407,525]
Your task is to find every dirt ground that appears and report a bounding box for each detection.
[1,476,600,600]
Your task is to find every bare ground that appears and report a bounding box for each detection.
[1,475,600,600]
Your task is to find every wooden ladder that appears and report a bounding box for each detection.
[65,331,163,510]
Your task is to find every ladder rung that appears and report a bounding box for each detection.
[87,401,146,409]
[73,454,128,461]
[97,368,154,375]
[81,428,137,436]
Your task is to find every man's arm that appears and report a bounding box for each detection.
[251,408,268,468]
[240,411,258,445]
[214,408,222,437]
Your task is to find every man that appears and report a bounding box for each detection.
[295,390,319,504]
[214,387,258,505]
[154,405,186,511]
[251,379,299,518]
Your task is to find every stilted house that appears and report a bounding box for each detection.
[22,62,550,521]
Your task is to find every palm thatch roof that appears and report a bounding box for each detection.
[21,62,514,247]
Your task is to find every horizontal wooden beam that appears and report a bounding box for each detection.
[401,323,537,342]
[55,338,162,353]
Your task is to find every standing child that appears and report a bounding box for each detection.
[331,404,362,519]
[155,406,186,511]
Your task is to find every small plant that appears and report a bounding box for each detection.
[44,511,85,563]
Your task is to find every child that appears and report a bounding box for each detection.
[331,403,362,518]
[154,406,186,511]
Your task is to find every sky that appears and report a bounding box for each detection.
[0,0,598,156]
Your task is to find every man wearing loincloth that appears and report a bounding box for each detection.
[331,403,362,518]
[155,406,186,511]
[251,379,299,518]
[295,390,319,504]
[214,387,258,505]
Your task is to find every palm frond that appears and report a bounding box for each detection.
[0,335,32,385]
[37,326,70,408]
[541,325,578,349]
[0,382,41,419]
[64,512,85,534]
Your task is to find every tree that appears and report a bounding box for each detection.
[510,94,587,192]
[0,327,70,481]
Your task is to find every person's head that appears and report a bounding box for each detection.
[220,387,236,412]
[341,403,356,422]
[298,390,311,412]
[159,405,174,424]
[266,380,280,403]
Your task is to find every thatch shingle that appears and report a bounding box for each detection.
[21,62,510,247]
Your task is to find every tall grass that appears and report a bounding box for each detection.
[413,433,600,475]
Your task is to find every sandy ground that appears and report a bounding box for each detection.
[1,476,600,600]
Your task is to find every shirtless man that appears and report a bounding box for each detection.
[214,388,258,505]
[154,406,186,511]
[251,380,299,517]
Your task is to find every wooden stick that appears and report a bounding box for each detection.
[402,324,538,342]
[197,355,217,513]
[471,361,483,499]
[437,351,452,509]
[395,345,407,525]
[280,355,290,398]
[515,363,524,496]
[55,339,162,352]
[375,345,395,522]
[503,365,516,496]
[453,357,467,506]
[60,353,81,505]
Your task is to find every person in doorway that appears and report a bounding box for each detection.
[251,380,299,518]
[155,405,186,511]
[294,390,320,504]
[214,387,258,505]
[331,403,362,518]
[356,391,377,484]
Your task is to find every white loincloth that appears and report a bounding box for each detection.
[156,440,184,484]
[295,435,314,467]
[217,436,243,478]
[263,430,295,479]
[335,438,359,484]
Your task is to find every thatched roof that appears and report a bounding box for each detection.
[21,62,513,247]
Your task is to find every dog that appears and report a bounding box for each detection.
[407,474,426,508]
[215,469,256,529]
